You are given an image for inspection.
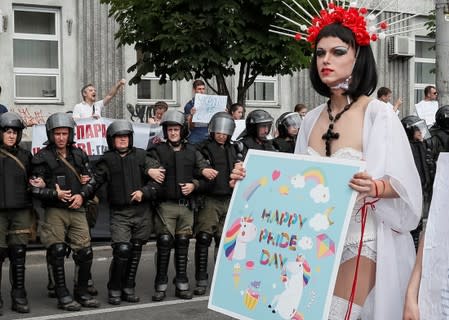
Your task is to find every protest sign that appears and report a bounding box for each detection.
[31,118,151,155]
[209,150,364,320]
[192,94,227,123]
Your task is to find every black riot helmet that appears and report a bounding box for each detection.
[208,112,236,140]
[0,112,25,145]
[160,110,189,140]
[401,115,430,141]
[435,105,449,130]
[276,112,302,138]
[245,109,274,139]
[45,112,76,145]
[106,120,134,151]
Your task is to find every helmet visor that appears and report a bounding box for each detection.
[283,113,302,129]
[409,119,430,140]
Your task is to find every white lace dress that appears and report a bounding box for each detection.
[296,99,422,319]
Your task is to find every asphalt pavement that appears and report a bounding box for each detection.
[0,241,234,320]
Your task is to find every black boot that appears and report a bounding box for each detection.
[152,234,173,302]
[194,232,212,296]
[0,248,7,315]
[122,240,142,303]
[73,247,100,308]
[174,235,192,300]
[48,243,81,311]
[9,245,30,313]
[46,252,56,298]
[108,243,131,305]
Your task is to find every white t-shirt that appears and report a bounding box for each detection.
[73,100,105,119]
[415,100,438,126]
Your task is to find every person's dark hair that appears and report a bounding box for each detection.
[377,87,392,99]
[424,85,435,97]
[81,83,94,101]
[229,103,245,118]
[192,79,205,89]
[309,23,378,99]
[0,85,2,95]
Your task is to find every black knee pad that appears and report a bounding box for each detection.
[112,242,132,259]
[73,246,93,264]
[8,244,26,260]
[196,232,212,247]
[47,243,67,265]
[156,234,173,250]
[175,234,190,248]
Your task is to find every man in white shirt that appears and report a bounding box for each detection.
[73,79,126,119]
[415,85,439,127]
[377,86,402,115]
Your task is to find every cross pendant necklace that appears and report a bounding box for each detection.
[321,98,355,156]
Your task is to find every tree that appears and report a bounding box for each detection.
[101,0,311,105]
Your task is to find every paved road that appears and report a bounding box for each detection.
[0,242,234,320]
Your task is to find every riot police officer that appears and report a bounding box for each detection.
[272,112,302,153]
[0,112,42,314]
[235,109,277,160]
[148,110,210,301]
[194,112,237,295]
[83,120,159,305]
[402,115,433,248]
[429,105,449,162]
[30,113,99,311]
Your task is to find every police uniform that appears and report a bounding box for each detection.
[0,112,33,313]
[31,113,98,311]
[194,136,237,295]
[148,109,209,301]
[84,120,160,305]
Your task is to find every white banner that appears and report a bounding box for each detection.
[419,152,449,319]
[31,117,156,155]
[192,93,227,123]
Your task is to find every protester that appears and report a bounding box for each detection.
[415,86,438,126]
[148,110,212,301]
[73,79,126,120]
[0,86,7,114]
[294,103,308,119]
[272,112,302,153]
[30,113,99,311]
[184,80,208,144]
[193,112,236,296]
[228,103,245,120]
[148,101,168,125]
[0,113,44,314]
[231,5,421,319]
[377,86,402,113]
[82,120,160,305]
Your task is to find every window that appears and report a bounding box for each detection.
[137,74,177,104]
[245,76,278,106]
[414,37,436,103]
[13,7,61,103]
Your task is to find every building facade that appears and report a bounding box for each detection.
[0,0,436,141]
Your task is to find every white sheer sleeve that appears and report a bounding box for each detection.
[363,99,422,232]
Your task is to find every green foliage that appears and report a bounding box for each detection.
[101,0,312,104]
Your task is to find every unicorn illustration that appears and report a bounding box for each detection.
[223,216,257,260]
[268,255,311,320]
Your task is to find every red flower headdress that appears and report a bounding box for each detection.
[270,0,425,47]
